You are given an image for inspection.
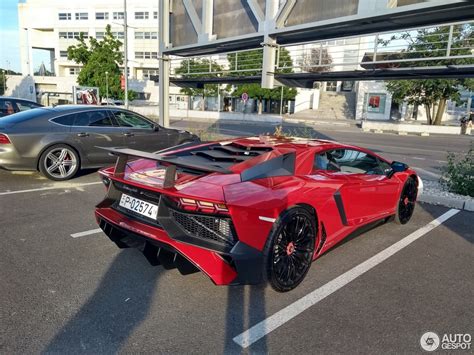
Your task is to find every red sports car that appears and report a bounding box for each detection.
[95,136,422,292]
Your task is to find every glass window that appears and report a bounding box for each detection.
[314,149,387,175]
[73,112,90,126]
[75,12,88,20]
[0,100,17,116]
[88,111,113,126]
[58,13,71,20]
[52,114,76,126]
[95,12,109,20]
[95,31,104,39]
[113,111,153,128]
[16,101,40,111]
[113,12,124,19]
[153,11,158,19]
[134,11,149,19]
[59,50,68,58]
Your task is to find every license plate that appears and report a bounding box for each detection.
[119,193,159,220]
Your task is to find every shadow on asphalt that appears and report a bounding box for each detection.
[45,250,162,353]
[224,285,268,353]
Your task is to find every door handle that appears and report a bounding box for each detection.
[123,132,134,137]
[77,132,89,137]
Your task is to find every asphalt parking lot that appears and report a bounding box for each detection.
[1,169,473,354]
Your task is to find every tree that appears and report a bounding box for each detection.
[299,47,332,73]
[67,25,136,101]
[0,71,6,95]
[174,58,223,110]
[227,48,297,114]
[383,24,474,125]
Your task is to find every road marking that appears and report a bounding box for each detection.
[0,182,102,196]
[70,228,103,238]
[233,208,460,348]
[411,156,426,161]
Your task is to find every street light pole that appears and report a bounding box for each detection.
[105,71,109,105]
[123,0,129,109]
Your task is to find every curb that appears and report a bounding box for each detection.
[419,193,474,211]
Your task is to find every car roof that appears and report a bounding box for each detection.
[0,97,42,105]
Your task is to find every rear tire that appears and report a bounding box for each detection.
[39,144,80,181]
[263,207,317,292]
[394,176,418,225]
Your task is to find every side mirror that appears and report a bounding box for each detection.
[153,125,160,131]
[387,161,408,178]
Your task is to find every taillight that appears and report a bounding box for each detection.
[0,134,11,144]
[179,198,229,214]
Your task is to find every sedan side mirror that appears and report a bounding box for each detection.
[153,125,160,131]
[386,161,408,178]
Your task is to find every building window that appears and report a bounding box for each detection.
[134,11,149,20]
[69,68,81,75]
[153,11,158,19]
[142,69,159,79]
[59,31,88,39]
[135,52,158,59]
[96,31,104,40]
[75,12,88,20]
[134,31,158,39]
[97,31,124,40]
[95,12,109,20]
[113,12,124,19]
[58,13,71,20]
[59,51,68,58]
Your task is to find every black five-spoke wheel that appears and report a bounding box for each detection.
[395,176,418,225]
[265,207,317,292]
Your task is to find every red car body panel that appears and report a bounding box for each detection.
[94,136,418,286]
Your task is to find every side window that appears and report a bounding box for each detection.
[0,100,16,115]
[314,149,386,175]
[52,114,76,126]
[88,110,113,127]
[73,112,90,126]
[16,102,39,111]
[113,111,153,128]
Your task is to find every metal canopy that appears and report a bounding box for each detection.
[152,66,474,89]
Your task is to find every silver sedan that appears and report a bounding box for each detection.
[0,105,198,180]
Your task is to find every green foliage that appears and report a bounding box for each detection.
[0,71,6,95]
[384,24,474,125]
[67,25,134,100]
[440,143,474,197]
[174,58,223,97]
[227,48,297,103]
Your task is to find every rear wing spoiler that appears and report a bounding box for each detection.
[99,146,295,184]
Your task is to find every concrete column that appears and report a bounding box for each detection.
[159,0,170,127]
[261,0,279,89]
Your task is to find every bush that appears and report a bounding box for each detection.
[440,143,474,197]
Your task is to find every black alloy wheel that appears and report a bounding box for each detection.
[395,176,418,225]
[264,207,317,292]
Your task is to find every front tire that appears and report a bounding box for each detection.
[263,207,317,292]
[39,144,80,181]
[394,176,418,225]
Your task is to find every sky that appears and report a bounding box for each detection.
[0,0,22,72]
[0,0,51,74]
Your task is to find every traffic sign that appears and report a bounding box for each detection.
[241,92,249,102]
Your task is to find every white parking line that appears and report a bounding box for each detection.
[233,208,460,348]
[70,228,103,238]
[0,182,102,196]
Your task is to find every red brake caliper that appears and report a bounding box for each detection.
[286,242,295,255]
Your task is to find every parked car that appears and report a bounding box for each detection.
[0,97,43,117]
[0,105,199,180]
[95,136,422,292]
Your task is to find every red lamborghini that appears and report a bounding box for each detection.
[95,136,422,292]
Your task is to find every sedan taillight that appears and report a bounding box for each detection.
[0,134,11,144]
